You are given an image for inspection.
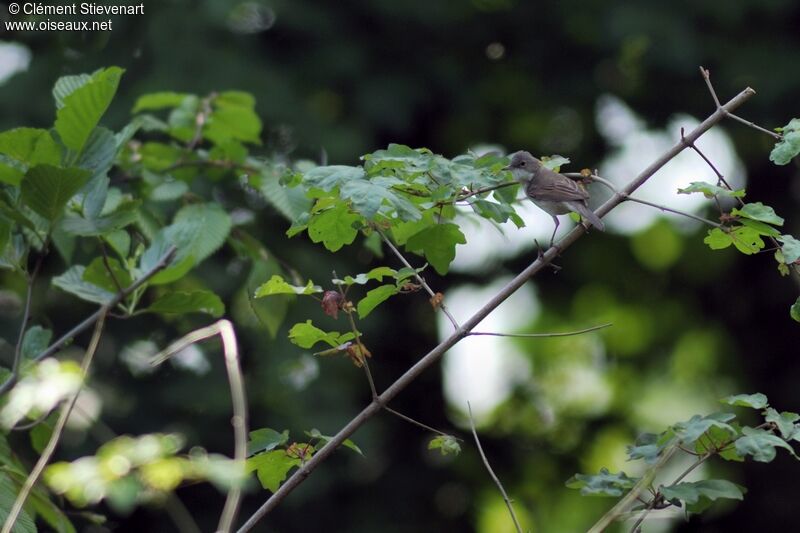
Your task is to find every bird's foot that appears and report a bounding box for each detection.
[534,239,562,272]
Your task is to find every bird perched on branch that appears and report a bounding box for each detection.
[504,150,605,247]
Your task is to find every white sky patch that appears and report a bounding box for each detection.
[0,41,31,86]
[439,277,537,423]
[596,95,745,234]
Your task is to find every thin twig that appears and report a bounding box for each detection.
[468,402,523,533]
[700,67,722,108]
[28,246,176,365]
[2,311,107,533]
[571,173,723,228]
[236,85,756,533]
[383,406,455,439]
[99,241,124,294]
[150,320,248,533]
[1,255,44,396]
[469,322,611,338]
[377,229,461,330]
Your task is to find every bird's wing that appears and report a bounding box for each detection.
[527,169,589,202]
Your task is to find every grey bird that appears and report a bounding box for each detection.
[504,151,605,246]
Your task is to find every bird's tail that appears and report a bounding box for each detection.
[569,201,605,231]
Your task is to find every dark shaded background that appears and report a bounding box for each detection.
[1,0,799,531]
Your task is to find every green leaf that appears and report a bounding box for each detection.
[204,91,262,145]
[140,142,184,172]
[541,155,570,171]
[778,235,800,264]
[333,266,397,286]
[340,178,421,220]
[357,285,399,319]
[305,429,363,456]
[0,216,11,260]
[427,435,461,456]
[133,92,192,113]
[661,479,745,513]
[52,265,115,304]
[626,433,666,464]
[145,290,225,317]
[739,218,781,238]
[565,468,638,497]
[731,202,784,226]
[730,226,765,254]
[150,180,188,202]
[247,428,290,457]
[677,181,745,198]
[721,393,769,409]
[0,127,62,167]
[247,450,299,492]
[287,320,354,349]
[765,408,800,439]
[21,325,53,360]
[735,426,797,462]
[60,201,139,236]
[29,414,55,454]
[21,165,91,221]
[253,275,322,297]
[406,223,466,275]
[303,165,365,191]
[769,118,800,165]
[0,474,37,533]
[791,296,800,323]
[0,161,24,186]
[52,73,91,108]
[258,166,312,221]
[82,256,132,293]
[55,67,124,152]
[673,412,736,444]
[307,203,360,252]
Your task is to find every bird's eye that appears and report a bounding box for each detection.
[520,161,526,166]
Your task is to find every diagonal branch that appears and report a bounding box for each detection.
[0,246,177,396]
[235,85,755,533]
[2,311,107,533]
[469,322,611,338]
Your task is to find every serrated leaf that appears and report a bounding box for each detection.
[60,201,139,236]
[677,181,745,198]
[769,119,800,165]
[52,73,91,108]
[246,450,299,492]
[55,67,124,152]
[791,297,800,323]
[735,426,797,462]
[247,428,290,457]
[357,285,399,319]
[661,479,745,513]
[303,165,365,191]
[204,91,262,145]
[333,266,398,286]
[731,202,784,226]
[765,408,800,439]
[254,275,322,297]
[721,393,769,409]
[53,265,115,304]
[340,178,421,221]
[406,223,466,275]
[145,290,225,317]
[0,474,37,533]
[21,165,91,221]
[0,127,62,167]
[778,235,800,264]
[427,435,461,456]
[674,413,736,444]
[258,167,312,221]
[133,92,192,113]
[21,325,53,360]
[306,203,360,252]
[565,468,638,497]
[288,320,354,349]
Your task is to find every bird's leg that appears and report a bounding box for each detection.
[549,216,560,249]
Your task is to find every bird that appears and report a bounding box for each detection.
[504,150,605,247]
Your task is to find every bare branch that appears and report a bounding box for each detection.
[383,405,456,439]
[235,85,755,533]
[468,402,523,533]
[151,320,249,533]
[2,311,107,533]
[700,66,722,108]
[377,229,461,330]
[469,322,611,338]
